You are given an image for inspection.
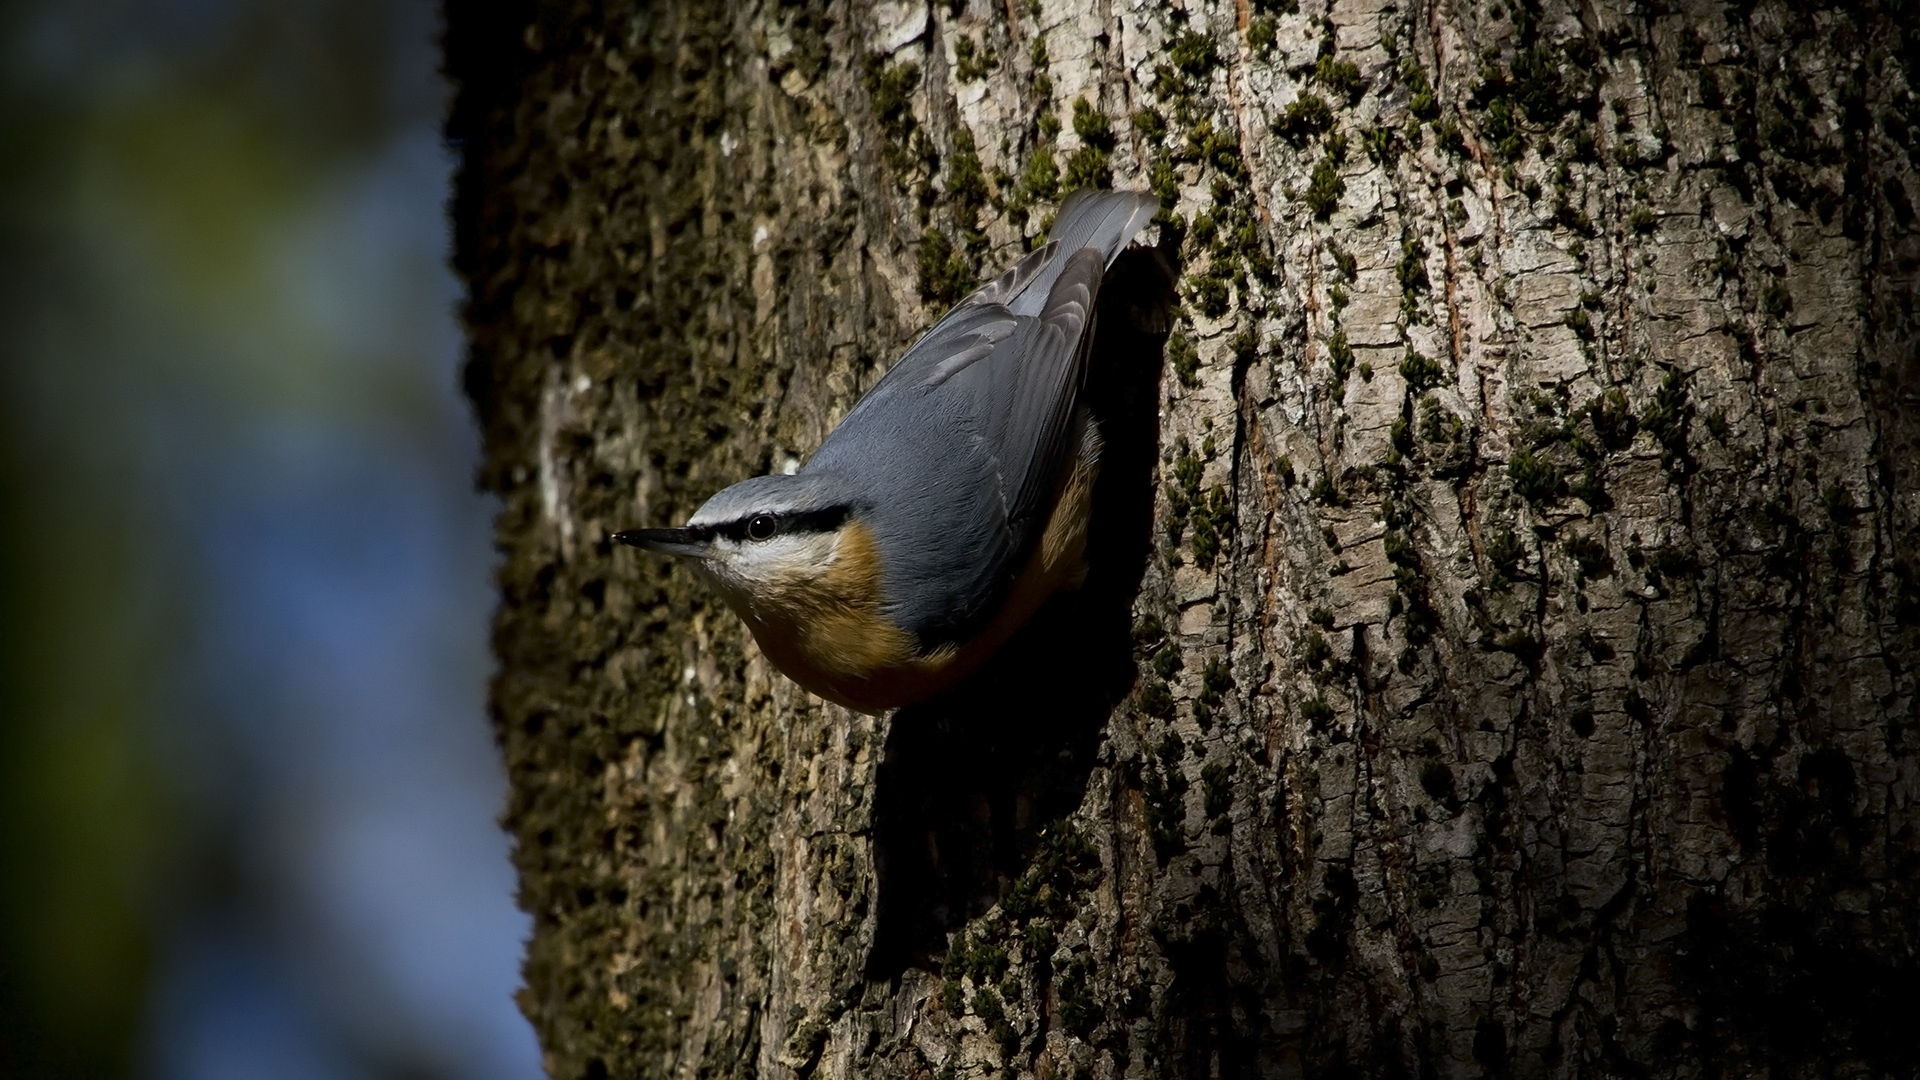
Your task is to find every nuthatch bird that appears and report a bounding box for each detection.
[614,189,1159,713]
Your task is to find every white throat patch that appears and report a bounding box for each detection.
[695,529,844,602]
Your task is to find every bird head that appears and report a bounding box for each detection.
[613,472,856,610]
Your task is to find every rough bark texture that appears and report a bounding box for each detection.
[449,0,1920,1076]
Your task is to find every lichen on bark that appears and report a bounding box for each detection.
[450,0,1920,1076]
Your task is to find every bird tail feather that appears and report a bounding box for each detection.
[1002,189,1158,317]
[1048,189,1160,268]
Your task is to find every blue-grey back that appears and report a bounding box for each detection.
[809,397,1013,642]
[806,190,1156,645]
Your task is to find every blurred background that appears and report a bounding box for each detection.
[0,1,541,1077]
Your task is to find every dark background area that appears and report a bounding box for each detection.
[0,1,539,1076]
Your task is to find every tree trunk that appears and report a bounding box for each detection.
[448,1,1920,1076]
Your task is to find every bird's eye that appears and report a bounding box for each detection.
[746,514,778,541]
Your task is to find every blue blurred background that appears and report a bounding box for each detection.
[0,1,542,1077]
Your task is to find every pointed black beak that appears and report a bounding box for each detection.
[610,527,711,558]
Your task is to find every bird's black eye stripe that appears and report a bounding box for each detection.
[716,505,851,542]
[788,506,851,534]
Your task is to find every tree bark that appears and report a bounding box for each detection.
[448,1,1920,1076]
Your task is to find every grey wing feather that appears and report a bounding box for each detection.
[957,240,1060,313]
[983,247,1101,526]
[826,302,1022,434]
[1006,190,1157,316]
[912,248,1104,542]
[803,190,1155,643]
[836,189,1157,414]
[946,191,1155,315]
